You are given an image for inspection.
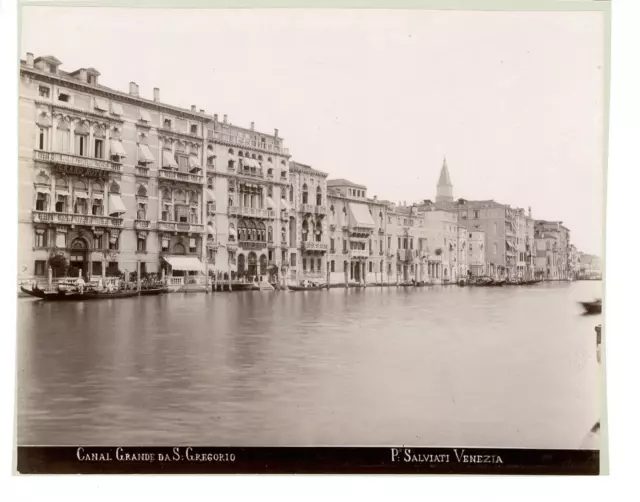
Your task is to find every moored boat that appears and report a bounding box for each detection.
[580,299,602,315]
[288,284,328,291]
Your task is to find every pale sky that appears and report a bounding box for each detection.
[21,7,606,254]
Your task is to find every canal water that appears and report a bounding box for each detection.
[17,281,602,448]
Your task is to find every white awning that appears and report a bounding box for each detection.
[280,199,291,211]
[75,192,89,199]
[242,158,256,168]
[162,150,178,169]
[108,194,127,216]
[188,156,201,169]
[56,190,69,197]
[207,224,215,235]
[138,144,155,163]
[206,188,216,201]
[92,192,104,200]
[189,237,196,247]
[266,197,275,209]
[164,255,204,272]
[348,203,376,228]
[111,102,124,115]
[94,97,109,111]
[229,227,237,237]
[207,149,216,158]
[139,109,152,123]
[35,187,50,195]
[110,140,127,158]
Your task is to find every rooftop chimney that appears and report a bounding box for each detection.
[274,128,279,137]
[200,109,204,113]
[373,195,378,201]
[528,206,532,218]
[250,121,255,131]
[26,53,34,67]
[191,105,196,112]
[213,114,218,122]
[153,87,160,102]
[79,69,87,82]
[223,114,228,124]
[129,81,139,97]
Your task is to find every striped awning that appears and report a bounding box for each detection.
[162,150,178,169]
[110,140,127,157]
[138,144,155,163]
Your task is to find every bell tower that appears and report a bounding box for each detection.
[436,157,453,204]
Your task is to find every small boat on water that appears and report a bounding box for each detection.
[288,284,328,291]
[20,285,139,301]
[580,299,602,315]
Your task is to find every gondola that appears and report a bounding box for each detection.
[288,284,328,291]
[580,299,602,315]
[20,286,139,302]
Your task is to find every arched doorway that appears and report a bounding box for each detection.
[69,238,88,277]
[259,254,267,276]
[237,254,246,277]
[247,252,258,278]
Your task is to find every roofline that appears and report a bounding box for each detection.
[21,63,210,122]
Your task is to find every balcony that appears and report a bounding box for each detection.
[329,223,337,231]
[157,221,204,233]
[239,240,266,250]
[301,241,329,252]
[350,249,369,259]
[135,166,151,177]
[33,211,123,228]
[300,204,316,214]
[134,219,151,230]
[34,150,122,178]
[238,167,265,180]
[211,132,290,155]
[302,270,324,279]
[159,169,203,185]
[228,206,270,219]
[378,228,385,234]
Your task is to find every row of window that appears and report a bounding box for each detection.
[33,260,123,277]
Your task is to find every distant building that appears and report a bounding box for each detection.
[467,229,486,276]
[435,157,454,205]
[534,220,571,280]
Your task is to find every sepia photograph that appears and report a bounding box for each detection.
[13,0,607,475]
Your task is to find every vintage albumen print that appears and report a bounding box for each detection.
[15,4,606,474]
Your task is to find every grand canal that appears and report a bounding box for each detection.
[17,281,602,448]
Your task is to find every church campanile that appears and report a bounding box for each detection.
[436,157,453,204]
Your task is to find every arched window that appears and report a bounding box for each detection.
[92,182,103,193]
[289,185,294,202]
[267,157,272,163]
[342,206,347,216]
[315,220,322,242]
[330,205,335,216]
[173,243,186,254]
[238,151,244,158]
[258,155,263,161]
[268,227,273,243]
[267,168,273,177]
[258,221,266,242]
[174,190,187,204]
[267,186,273,197]
[316,186,322,206]
[110,182,120,194]
[137,185,147,197]
[302,219,309,242]
[302,184,308,204]
[162,188,171,200]
[228,148,234,155]
[281,227,286,245]
[228,159,235,169]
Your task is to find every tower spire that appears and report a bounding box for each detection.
[436,156,453,204]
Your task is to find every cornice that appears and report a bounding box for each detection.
[209,137,292,159]
[21,66,211,122]
[35,100,125,125]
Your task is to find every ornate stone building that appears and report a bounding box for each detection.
[19,54,209,284]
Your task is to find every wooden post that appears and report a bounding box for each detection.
[137,260,141,292]
[363,260,367,288]
[344,261,349,289]
[48,266,53,292]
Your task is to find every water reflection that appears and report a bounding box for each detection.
[17,281,602,447]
